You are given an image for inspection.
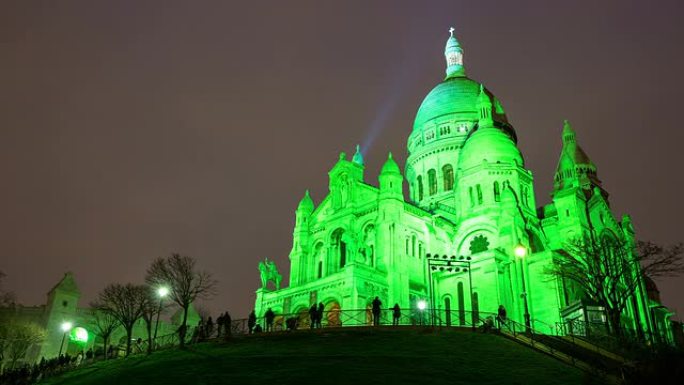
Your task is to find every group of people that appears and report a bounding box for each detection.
[0,350,100,385]
[191,311,232,342]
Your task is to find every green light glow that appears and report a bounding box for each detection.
[70,327,88,343]
[254,29,662,341]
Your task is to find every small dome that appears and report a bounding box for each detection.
[380,153,401,175]
[459,90,522,171]
[459,125,523,171]
[297,190,314,212]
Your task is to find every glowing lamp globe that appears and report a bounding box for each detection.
[157,287,170,298]
[417,300,427,311]
[514,245,527,258]
[70,327,89,343]
[60,322,73,332]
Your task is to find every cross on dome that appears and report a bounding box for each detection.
[449,27,455,37]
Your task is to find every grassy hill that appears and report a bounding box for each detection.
[40,328,592,385]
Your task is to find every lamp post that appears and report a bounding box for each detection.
[153,287,169,345]
[426,253,473,328]
[58,321,72,356]
[514,244,531,334]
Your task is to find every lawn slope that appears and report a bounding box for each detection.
[41,328,588,385]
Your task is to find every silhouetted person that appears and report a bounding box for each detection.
[316,302,325,328]
[248,310,257,334]
[497,305,507,329]
[265,308,275,332]
[372,297,382,326]
[224,311,232,337]
[392,303,401,326]
[206,316,215,338]
[216,313,224,338]
[308,304,317,329]
[254,324,263,333]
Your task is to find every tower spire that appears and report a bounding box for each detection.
[352,144,364,166]
[477,85,493,127]
[444,27,465,79]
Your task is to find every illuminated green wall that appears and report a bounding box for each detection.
[255,31,656,337]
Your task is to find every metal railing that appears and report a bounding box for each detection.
[500,318,622,382]
[223,308,497,335]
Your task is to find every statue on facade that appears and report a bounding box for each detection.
[258,258,282,290]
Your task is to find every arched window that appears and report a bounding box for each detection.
[442,164,454,191]
[418,242,423,259]
[521,186,529,207]
[494,181,501,202]
[476,184,483,205]
[469,187,474,207]
[411,235,416,257]
[405,237,410,255]
[331,229,346,270]
[317,261,323,278]
[428,169,437,196]
[417,176,424,201]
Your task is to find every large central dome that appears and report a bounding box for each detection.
[407,31,514,157]
[413,77,508,132]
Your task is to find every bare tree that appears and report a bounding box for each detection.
[549,237,684,337]
[1,320,46,369]
[94,284,147,356]
[87,308,120,359]
[145,254,216,347]
[139,288,157,355]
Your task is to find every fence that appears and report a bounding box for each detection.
[230,308,496,334]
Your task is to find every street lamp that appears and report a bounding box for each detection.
[514,244,531,333]
[153,287,170,345]
[59,321,72,356]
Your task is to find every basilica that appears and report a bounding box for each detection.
[254,30,673,341]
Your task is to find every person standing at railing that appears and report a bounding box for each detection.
[216,313,224,338]
[497,305,507,329]
[224,311,232,338]
[308,304,317,329]
[392,304,401,326]
[316,303,324,328]
[372,297,382,326]
[248,310,256,334]
[264,308,275,332]
[206,316,214,338]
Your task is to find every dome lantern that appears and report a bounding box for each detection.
[445,27,465,79]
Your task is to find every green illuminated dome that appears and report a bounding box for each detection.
[459,87,523,171]
[408,30,513,156]
[413,77,508,131]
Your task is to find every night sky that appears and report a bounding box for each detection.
[2,0,683,320]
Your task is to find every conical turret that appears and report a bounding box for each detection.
[297,190,314,214]
[553,120,601,192]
